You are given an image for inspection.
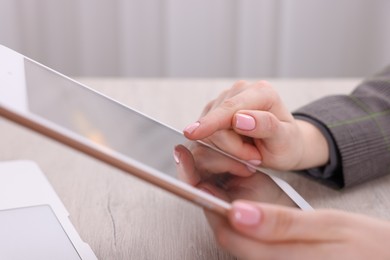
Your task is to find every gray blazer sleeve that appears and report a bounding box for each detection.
[294,65,390,187]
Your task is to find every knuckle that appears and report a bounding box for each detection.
[272,210,295,237]
[251,81,281,109]
[190,144,207,163]
[202,99,215,114]
[213,80,250,113]
[252,80,273,93]
[264,113,279,132]
[221,98,239,111]
[232,80,249,91]
[317,209,344,225]
[256,80,271,87]
[218,89,230,98]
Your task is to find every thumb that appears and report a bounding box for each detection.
[233,111,289,140]
[228,201,344,243]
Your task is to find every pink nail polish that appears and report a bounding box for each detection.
[184,122,200,134]
[248,159,261,166]
[246,160,261,172]
[173,149,180,164]
[235,114,256,131]
[232,202,261,226]
[247,165,257,173]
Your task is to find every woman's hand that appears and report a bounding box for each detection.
[183,80,329,171]
[205,200,390,260]
[174,144,296,207]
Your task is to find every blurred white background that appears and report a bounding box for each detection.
[0,0,389,78]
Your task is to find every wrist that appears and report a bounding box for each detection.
[294,119,330,170]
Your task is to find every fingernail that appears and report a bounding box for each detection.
[247,165,257,173]
[246,160,262,172]
[248,159,261,166]
[184,122,200,134]
[173,149,180,164]
[232,202,261,226]
[235,114,255,131]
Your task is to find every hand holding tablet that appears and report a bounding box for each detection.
[0,45,311,216]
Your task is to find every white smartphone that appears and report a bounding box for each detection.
[0,45,312,215]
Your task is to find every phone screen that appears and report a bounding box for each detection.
[21,58,300,208]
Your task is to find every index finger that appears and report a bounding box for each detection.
[184,81,288,140]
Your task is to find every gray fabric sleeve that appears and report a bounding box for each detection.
[293,65,390,188]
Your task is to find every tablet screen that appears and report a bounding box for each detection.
[0,205,80,260]
[23,58,298,207]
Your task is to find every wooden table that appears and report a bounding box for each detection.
[1,78,390,259]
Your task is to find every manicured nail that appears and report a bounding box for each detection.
[232,202,261,226]
[248,159,261,166]
[184,122,200,134]
[246,160,262,172]
[173,149,180,164]
[235,114,256,131]
[247,165,257,173]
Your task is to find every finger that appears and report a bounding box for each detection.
[228,201,349,242]
[190,141,256,177]
[197,182,231,202]
[200,97,221,118]
[203,129,262,162]
[184,81,289,140]
[204,209,326,260]
[232,110,299,171]
[175,145,232,201]
[233,110,289,140]
[174,145,201,185]
[200,81,250,117]
[223,174,297,207]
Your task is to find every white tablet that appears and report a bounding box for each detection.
[0,45,312,215]
[0,160,97,260]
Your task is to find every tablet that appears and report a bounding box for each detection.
[0,45,312,215]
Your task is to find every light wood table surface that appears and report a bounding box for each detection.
[1,78,390,259]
